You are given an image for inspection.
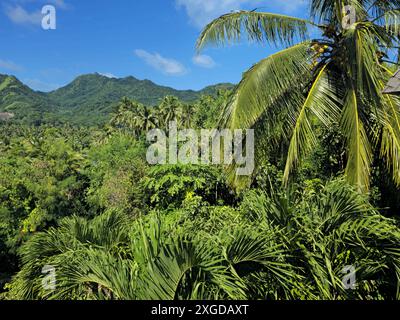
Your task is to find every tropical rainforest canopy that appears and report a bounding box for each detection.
[1,0,400,300]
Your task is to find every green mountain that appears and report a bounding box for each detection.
[0,75,57,125]
[0,73,234,125]
[48,73,231,107]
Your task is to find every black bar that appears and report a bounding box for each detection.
[0,300,396,319]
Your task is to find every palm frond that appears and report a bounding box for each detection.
[197,11,313,51]
[221,42,313,130]
[223,230,301,298]
[283,65,341,183]
[341,89,372,192]
[51,249,138,300]
[379,96,400,186]
[373,9,400,36]
[138,237,234,300]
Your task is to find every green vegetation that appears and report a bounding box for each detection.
[0,75,55,125]
[197,1,400,193]
[0,73,233,126]
[1,0,400,301]
[4,180,400,300]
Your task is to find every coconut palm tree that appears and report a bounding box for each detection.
[179,104,196,128]
[111,98,140,135]
[111,99,158,136]
[159,96,182,127]
[151,104,163,127]
[137,106,159,132]
[197,0,400,192]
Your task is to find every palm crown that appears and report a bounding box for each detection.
[197,0,400,192]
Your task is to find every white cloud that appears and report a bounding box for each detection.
[192,54,216,68]
[134,49,187,76]
[99,72,117,79]
[176,0,258,28]
[5,5,42,25]
[0,59,23,72]
[11,0,68,9]
[47,0,67,9]
[176,0,308,28]
[5,1,69,26]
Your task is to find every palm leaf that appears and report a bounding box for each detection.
[220,42,313,131]
[218,43,315,190]
[379,96,400,186]
[197,11,313,51]
[138,237,236,300]
[283,64,341,183]
[223,230,300,298]
[341,88,372,192]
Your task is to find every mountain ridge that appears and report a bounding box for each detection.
[0,73,234,125]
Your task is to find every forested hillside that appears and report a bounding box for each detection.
[0,75,56,125]
[0,73,234,125]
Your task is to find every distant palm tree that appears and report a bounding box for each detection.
[111,97,131,126]
[197,1,400,192]
[179,104,195,128]
[120,97,132,110]
[159,96,182,127]
[111,98,159,134]
[137,106,158,132]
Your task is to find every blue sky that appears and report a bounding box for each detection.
[0,0,309,92]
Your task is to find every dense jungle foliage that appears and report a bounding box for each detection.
[0,89,399,300]
[2,0,400,301]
